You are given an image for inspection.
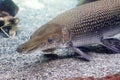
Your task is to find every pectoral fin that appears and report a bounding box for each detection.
[101,37,120,53]
[72,47,91,61]
[67,41,91,61]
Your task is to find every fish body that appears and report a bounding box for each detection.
[49,0,120,46]
[17,0,120,61]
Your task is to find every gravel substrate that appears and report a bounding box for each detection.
[0,0,120,80]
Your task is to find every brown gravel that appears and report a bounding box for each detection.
[65,72,120,80]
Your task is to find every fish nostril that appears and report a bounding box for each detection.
[16,47,22,53]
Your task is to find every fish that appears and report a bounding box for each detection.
[0,11,19,37]
[77,0,99,6]
[17,0,120,61]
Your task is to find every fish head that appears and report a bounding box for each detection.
[17,23,70,54]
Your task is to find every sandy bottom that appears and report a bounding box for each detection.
[0,0,120,80]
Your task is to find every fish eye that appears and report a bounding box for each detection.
[48,37,54,43]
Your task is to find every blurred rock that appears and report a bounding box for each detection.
[65,72,120,80]
[0,0,19,16]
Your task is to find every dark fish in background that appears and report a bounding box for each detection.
[77,0,99,6]
[0,0,19,16]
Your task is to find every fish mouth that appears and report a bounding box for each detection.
[27,46,41,53]
[42,48,56,53]
[17,44,57,54]
[27,46,57,54]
